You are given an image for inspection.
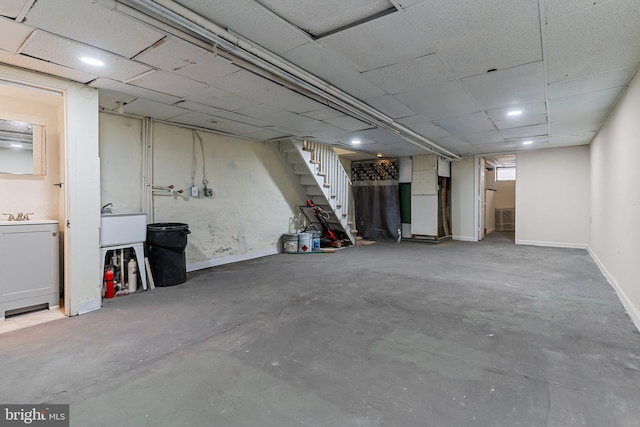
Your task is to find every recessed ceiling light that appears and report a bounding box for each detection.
[80,57,104,66]
[507,110,523,117]
[376,153,383,158]
[522,140,533,145]
[11,144,23,148]
[351,139,361,145]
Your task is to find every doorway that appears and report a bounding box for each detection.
[477,154,516,242]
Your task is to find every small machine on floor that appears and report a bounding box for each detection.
[300,199,351,248]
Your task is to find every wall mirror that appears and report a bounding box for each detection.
[0,118,46,175]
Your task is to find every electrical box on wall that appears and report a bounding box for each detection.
[190,186,198,197]
[204,188,213,197]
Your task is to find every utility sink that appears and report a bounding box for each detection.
[100,213,147,247]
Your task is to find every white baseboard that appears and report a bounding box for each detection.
[516,239,589,250]
[78,298,101,315]
[588,247,640,332]
[187,247,279,272]
[453,235,476,242]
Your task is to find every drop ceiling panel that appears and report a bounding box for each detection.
[0,50,95,83]
[172,100,223,116]
[548,66,636,100]
[486,102,548,122]
[462,130,504,145]
[177,0,309,54]
[24,0,164,58]
[0,18,33,52]
[323,115,372,132]
[0,0,30,19]
[128,71,209,98]
[546,0,640,82]
[395,80,480,120]
[364,95,414,119]
[463,62,545,110]
[361,53,456,95]
[204,109,269,128]
[545,0,609,20]
[549,87,625,121]
[433,112,496,135]
[133,37,240,85]
[499,124,548,139]
[171,111,264,135]
[301,107,345,121]
[304,123,349,140]
[396,116,452,139]
[90,78,181,105]
[123,98,189,121]
[283,42,386,100]
[405,0,542,78]
[97,89,138,112]
[242,128,290,141]
[213,70,325,113]
[353,128,407,145]
[256,0,393,36]
[320,11,434,72]
[235,104,323,132]
[187,86,261,112]
[494,114,548,130]
[21,31,152,82]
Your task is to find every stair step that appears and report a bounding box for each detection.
[347,221,353,226]
[310,160,320,165]
[306,186,325,196]
[317,171,326,177]
[323,183,331,188]
[279,140,297,153]
[300,175,318,186]
[336,203,342,209]
[287,152,305,164]
[293,163,311,175]
[342,213,348,218]
[330,194,337,199]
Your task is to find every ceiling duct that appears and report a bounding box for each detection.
[119,0,461,161]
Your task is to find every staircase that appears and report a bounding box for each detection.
[279,138,356,246]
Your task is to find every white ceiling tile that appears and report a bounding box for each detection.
[545,0,608,20]
[461,130,505,144]
[499,124,548,140]
[549,87,625,122]
[212,70,325,113]
[123,98,189,120]
[170,111,264,135]
[365,95,414,119]
[433,112,496,135]
[0,50,95,83]
[256,0,393,36]
[0,0,30,19]
[486,102,548,122]
[362,53,456,95]
[97,89,138,112]
[304,123,350,139]
[21,31,152,82]
[0,17,33,52]
[546,1,640,82]
[176,0,309,54]
[172,100,222,116]
[241,128,289,141]
[405,0,542,78]
[323,115,372,132]
[89,78,181,105]
[133,37,240,85]
[235,104,323,132]
[204,110,269,128]
[494,114,547,130]
[186,86,261,112]
[128,70,209,98]
[463,62,545,110]
[392,0,426,10]
[301,107,345,120]
[24,0,164,58]
[283,42,385,99]
[548,66,636,100]
[395,80,481,120]
[396,116,451,139]
[320,11,434,72]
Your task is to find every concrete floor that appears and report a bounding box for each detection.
[1,232,639,426]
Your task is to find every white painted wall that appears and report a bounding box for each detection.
[99,113,144,212]
[590,69,640,328]
[451,156,475,241]
[516,146,590,248]
[151,122,306,269]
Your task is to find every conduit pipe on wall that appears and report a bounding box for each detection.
[119,0,461,161]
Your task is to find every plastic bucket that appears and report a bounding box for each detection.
[283,233,298,253]
[298,232,312,253]
[311,230,321,251]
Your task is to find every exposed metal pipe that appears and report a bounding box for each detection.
[121,0,461,160]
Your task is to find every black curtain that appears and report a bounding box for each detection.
[352,160,401,242]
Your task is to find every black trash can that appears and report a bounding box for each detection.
[147,223,190,286]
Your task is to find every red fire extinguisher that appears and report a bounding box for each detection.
[104,267,115,299]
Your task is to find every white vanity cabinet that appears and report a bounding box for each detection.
[0,220,59,319]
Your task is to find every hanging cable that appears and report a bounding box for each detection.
[191,131,197,188]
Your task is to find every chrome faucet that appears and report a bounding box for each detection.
[2,213,15,221]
